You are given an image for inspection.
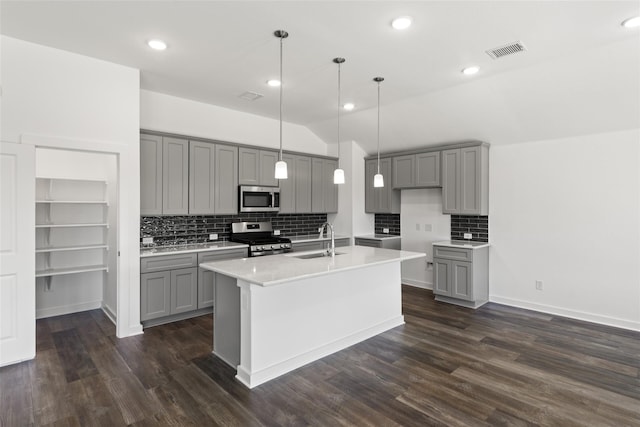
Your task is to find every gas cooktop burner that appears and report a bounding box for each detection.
[230,221,292,257]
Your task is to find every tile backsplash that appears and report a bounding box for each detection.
[450,215,489,242]
[374,214,401,236]
[141,213,327,247]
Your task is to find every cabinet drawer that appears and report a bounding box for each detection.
[433,246,472,262]
[354,238,381,248]
[141,253,197,273]
[198,248,247,264]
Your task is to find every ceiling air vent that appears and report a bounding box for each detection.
[239,91,264,101]
[485,41,527,59]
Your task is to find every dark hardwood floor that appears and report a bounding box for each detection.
[2,286,639,426]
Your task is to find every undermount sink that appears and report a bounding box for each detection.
[290,251,345,259]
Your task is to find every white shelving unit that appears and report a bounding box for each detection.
[35,178,109,286]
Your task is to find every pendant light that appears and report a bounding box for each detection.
[333,57,346,185]
[274,30,289,180]
[373,77,385,188]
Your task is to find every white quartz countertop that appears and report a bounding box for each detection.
[200,245,424,287]
[289,234,350,243]
[433,240,490,249]
[354,234,401,241]
[140,241,248,257]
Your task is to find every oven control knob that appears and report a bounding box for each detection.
[280,244,287,249]
[255,246,262,251]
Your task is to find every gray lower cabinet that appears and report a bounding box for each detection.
[140,248,247,324]
[141,267,197,321]
[312,158,338,213]
[239,147,278,187]
[140,270,170,320]
[140,134,189,215]
[197,248,248,309]
[365,158,400,214]
[188,141,238,214]
[354,237,401,250]
[170,267,198,314]
[433,245,488,308]
[442,145,489,215]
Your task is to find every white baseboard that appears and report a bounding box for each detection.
[490,295,640,332]
[36,300,102,319]
[235,316,405,389]
[402,278,432,289]
[101,303,117,325]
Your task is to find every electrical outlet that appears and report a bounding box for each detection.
[209,233,218,241]
[383,228,389,234]
[463,233,472,240]
[424,224,432,232]
[415,223,420,231]
[142,237,153,245]
[535,280,543,290]
[273,229,281,236]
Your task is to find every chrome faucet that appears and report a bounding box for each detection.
[319,222,335,256]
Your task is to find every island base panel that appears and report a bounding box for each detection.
[230,262,404,388]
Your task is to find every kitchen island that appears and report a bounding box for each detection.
[200,245,424,388]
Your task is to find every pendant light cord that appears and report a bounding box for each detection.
[376,80,381,174]
[279,34,283,162]
[337,62,341,166]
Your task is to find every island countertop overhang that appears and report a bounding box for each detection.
[199,245,425,287]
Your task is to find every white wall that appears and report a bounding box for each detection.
[490,129,640,330]
[1,36,141,337]
[329,140,374,238]
[400,189,451,288]
[141,90,329,156]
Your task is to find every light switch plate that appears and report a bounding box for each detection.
[463,233,472,239]
[383,228,389,234]
[209,233,218,241]
[274,230,281,236]
[142,237,153,244]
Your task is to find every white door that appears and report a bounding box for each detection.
[0,142,35,366]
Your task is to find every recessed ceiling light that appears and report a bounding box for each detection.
[267,79,281,87]
[391,16,412,30]
[621,16,640,28]
[462,66,480,76]
[147,39,167,51]
[343,103,355,111]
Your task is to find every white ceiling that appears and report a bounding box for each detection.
[2,1,639,154]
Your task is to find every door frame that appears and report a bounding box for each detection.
[23,134,142,338]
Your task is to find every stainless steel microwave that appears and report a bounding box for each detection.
[239,186,280,212]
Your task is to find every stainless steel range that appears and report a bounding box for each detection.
[230,221,292,257]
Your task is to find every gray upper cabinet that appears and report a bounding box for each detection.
[189,140,216,214]
[279,153,296,213]
[415,152,441,187]
[162,137,189,215]
[442,145,489,215]
[214,144,238,214]
[392,151,440,189]
[392,155,415,188]
[295,156,312,213]
[312,158,338,213]
[140,134,163,215]
[280,154,313,214]
[365,158,400,214]
[140,134,188,215]
[188,142,237,215]
[239,147,278,187]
